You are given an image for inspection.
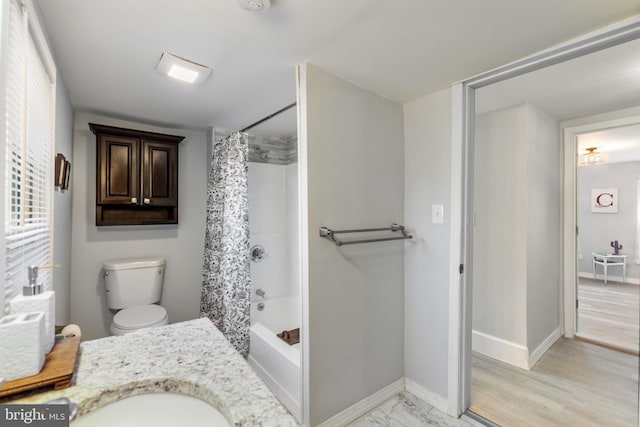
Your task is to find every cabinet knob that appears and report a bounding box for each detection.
[143,198,151,205]
[131,197,137,204]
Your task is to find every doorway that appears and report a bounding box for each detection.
[449,17,640,424]
[571,122,640,355]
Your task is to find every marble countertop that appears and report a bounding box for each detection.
[10,318,298,426]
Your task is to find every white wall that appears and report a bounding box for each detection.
[248,161,299,301]
[578,160,640,280]
[52,72,74,325]
[403,88,452,403]
[286,163,300,298]
[70,112,207,339]
[301,63,404,426]
[249,162,288,299]
[525,105,561,352]
[473,105,528,346]
[472,103,561,365]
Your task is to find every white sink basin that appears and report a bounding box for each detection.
[72,392,230,427]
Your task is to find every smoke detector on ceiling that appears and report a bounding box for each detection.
[237,0,270,12]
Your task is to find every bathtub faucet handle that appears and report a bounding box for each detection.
[250,245,266,262]
[255,289,266,298]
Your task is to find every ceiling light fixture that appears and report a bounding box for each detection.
[237,0,270,12]
[579,147,607,166]
[155,53,212,84]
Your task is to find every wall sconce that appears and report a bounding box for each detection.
[55,153,71,190]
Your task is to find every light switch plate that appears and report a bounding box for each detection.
[432,204,444,224]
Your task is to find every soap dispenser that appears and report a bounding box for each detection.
[10,265,57,353]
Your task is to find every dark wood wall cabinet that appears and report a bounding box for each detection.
[90,123,184,226]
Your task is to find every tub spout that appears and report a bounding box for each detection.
[255,289,266,298]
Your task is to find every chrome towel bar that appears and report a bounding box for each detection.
[319,223,412,246]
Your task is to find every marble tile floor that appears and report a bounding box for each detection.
[347,392,480,427]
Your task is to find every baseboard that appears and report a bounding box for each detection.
[472,330,529,370]
[316,377,405,427]
[247,355,301,422]
[317,377,450,426]
[528,328,560,368]
[579,271,640,285]
[405,378,448,413]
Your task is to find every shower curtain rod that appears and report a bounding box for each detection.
[239,102,297,133]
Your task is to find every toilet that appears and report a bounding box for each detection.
[103,257,169,336]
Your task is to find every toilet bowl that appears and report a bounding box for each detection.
[103,257,169,336]
[110,304,169,336]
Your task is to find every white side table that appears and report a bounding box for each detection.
[592,252,627,284]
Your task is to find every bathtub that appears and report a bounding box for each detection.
[248,296,301,421]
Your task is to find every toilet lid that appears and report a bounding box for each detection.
[113,305,168,330]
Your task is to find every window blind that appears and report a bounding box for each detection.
[3,0,54,314]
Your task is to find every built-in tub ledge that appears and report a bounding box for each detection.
[7,318,298,426]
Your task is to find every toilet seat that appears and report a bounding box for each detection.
[111,304,168,334]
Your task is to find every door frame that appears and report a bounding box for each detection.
[448,16,640,417]
[563,113,640,338]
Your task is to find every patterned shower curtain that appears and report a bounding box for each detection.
[201,132,251,357]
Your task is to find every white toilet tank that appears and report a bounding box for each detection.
[104,257,165,310]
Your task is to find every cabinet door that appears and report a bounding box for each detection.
[97,135,139,205]
[141,140,178,206]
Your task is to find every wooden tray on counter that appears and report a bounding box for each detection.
[0,335,81,399]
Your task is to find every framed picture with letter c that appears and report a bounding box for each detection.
[591,188,618,213]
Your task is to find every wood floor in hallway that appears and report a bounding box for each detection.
[577,277,639,354]
[470,338,639,427]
